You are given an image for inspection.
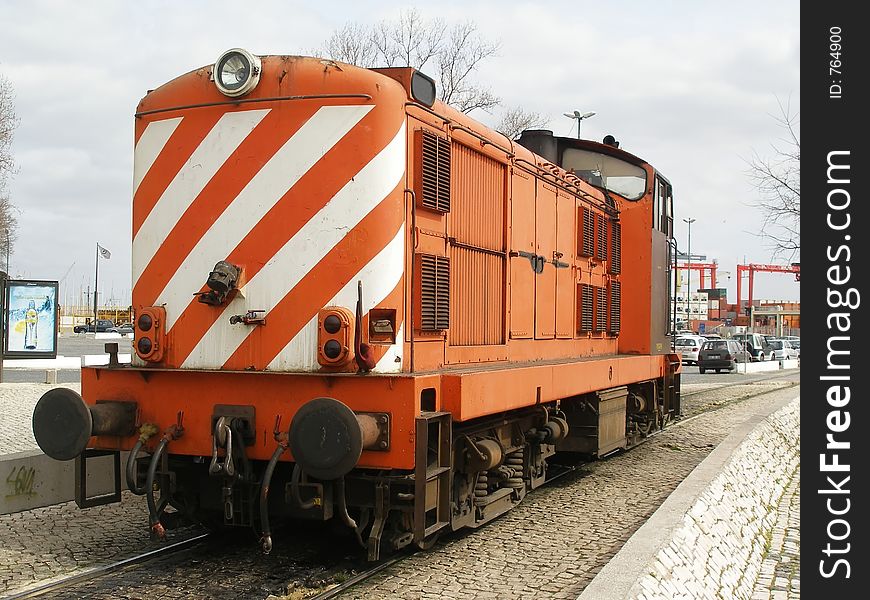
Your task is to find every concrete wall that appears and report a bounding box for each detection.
[1,450,129,514]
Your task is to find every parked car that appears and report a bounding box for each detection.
[73,319,117,333]
[673,335,706,365]
[731,333,775,362]
[697,339,751,374]
[789,339,800,357]
[768,339,799,360]
[116,322,134,334]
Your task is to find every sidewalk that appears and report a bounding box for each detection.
[752,471,800,599]
[579,396,800,600]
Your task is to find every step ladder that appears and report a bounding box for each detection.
[413,411,452,545]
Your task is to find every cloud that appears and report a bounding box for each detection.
[1,0,799,303]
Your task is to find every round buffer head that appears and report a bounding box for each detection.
[32,387,93,461]
[289,397,363,481]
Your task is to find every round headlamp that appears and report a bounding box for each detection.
[214,48,261,97]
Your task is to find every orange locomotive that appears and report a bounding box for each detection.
[33,49,680,559]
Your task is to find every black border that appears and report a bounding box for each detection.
[802,5,869,596]
[2,279,59,359]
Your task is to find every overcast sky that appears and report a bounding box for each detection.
[1,0,799,308]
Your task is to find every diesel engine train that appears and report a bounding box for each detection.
[33,48,681,560]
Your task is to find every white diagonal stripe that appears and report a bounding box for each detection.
[181,120,405,369]
[265,226,405,372]
[133,117,182,195]
[155,104,375,329]
[374,323,404,373]
[133,109,270,284]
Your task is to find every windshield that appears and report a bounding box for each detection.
[562,148,647,200]
[770,341,784,349]
[675,338,698,347]
[703,341,728,350]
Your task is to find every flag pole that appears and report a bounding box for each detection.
[94,243,99,331]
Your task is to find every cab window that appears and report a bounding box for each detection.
[653,176,673,237]
[562,148,647,200]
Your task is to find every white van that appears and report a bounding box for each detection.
[673,335,706,365]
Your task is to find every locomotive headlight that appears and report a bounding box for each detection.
[214,48,261,97]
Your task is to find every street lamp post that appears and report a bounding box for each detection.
[683,218,696,330]
[563,110,596,139]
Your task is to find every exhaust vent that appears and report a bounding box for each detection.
[595,214,607,261]
[609,281,622,334]
[578,284,593,333]
[420,254,450,330]
[418,130,451,213]
[609,221,622,275]
[579,207,595,257]
[594,286,607,332]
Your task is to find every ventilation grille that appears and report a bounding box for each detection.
[609,221,622,275]
[609,281,621,334]
[580,207,595,257]
[594,286,607,332]
[595,214,607,261]
[578,284,594,333]
[420,130,451,212]
[420,254,450,330]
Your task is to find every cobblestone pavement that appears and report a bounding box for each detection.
[679,373,797,418]
[339,382,799,600]
[0,491,205,596]
[0,383,80,454]
[0,377,797,599]
[752,467,800,600]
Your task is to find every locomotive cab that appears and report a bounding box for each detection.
[516,129,676,355]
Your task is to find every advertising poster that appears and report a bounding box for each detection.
[3,280,59,359]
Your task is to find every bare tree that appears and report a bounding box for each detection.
[746,100,800,261]
[322,22,381,69]
[436,21,498,113]
[318,8,499,114]
[495,107,550,140]
[0,70,19,274]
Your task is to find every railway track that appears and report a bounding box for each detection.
[4,533,210,599]
[4,371,798,600]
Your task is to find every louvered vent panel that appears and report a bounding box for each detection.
[595,214,607,261]
[449,246,504,345]
[609,221,622,275]
[579,207,595,257]
[594,286,607,332]
[420,130,451,212]
[448,143,505,251]
[420,254,450,330]
[609,281,621,334]
[578,284,594,333]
